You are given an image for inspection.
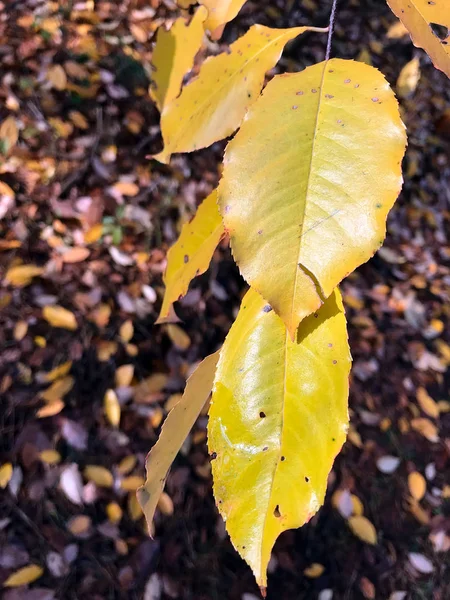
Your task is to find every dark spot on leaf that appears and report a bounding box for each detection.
[311,88,318,93]
[210,452,217,460]
[430,22,448,40]
[325,94,334,99]
[305,476,310,483]
[258,229,263,234]
[281,456,285,461]
[184,254,189,263]
[296,91,304,95]
[259,411,266,418]
[263,446,268,451]
[225,205,231,213]
[328,343,333,347]
[344,78,351,83]
[263,304,272,313]
[333,360,338,364]
[274,505,281,517]
[332,437,336,442]
[292,105,298,110]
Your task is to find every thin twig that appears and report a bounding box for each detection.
[325,0,338,61]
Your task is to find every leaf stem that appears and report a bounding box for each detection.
[325,0,338,61]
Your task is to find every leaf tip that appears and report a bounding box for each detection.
[155,304,182,325]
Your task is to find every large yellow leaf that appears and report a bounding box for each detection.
[220,58,406,338]
[386,0,450,78]
[154,25,326,163]
[156,190,225,324]
[208,288,351,589]
[150,7,207,111]
[200,0,247,33]
[137,351,220,531]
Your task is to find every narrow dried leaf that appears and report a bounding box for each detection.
[137,351,219,531]
[14,321,28,341]
[386,0,450,78]
[408,471,426,500]
[121,475,145,491]
[155,25,324,163]
[41,376,74,403]
[348,516,377,545]
[4,565,44,587]
[151,6,207,111]
[220,58,406,337]
[0,462,13,489]
[37,399,65,418]
[157,491,174,516]
[157,190,225,323]
[111,181,139,196]
[104,389,121,427]
[60,464,83,505]
[5,264,43,287]
[43,305,77,330]
[106,502,123,523]
[208,289,350,588]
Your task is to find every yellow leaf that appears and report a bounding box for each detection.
[351,494,364,516]
[104,389,121,427]
[0,115,19,153]
[411,418,439,442]
[39,450,61,465]
[49,117,73,139]
[0,462,13,488]
[68,515,91,536]
[61,247,90,263]
[43,305,77,330]
[151,6,207,111]
[47,64,67,90]
[157,190,224,323]
[386,0,450,78]
[3,565,44,588]
[166,324,191,350]
[117,455,137,475]
[119,320,134,343]
[37,399,65,418]
[121,475,145,491]
[5,264,43,287]
[84,465,114,488]
[396,57,421,98]
[155,25,325,163]
[128,492,144,521]
[304,563,325,578]
[200,0,246,33]
[137,351,219,530]
[386,21,409,39]
[84,223,103,244]
[219,58,406,337]
[106,502,123,523]
[14,320,28,341]
[69,110,89,129]
[115,364,134,387]
[348,516,377,545]
[0,180,15,201]
[408,471,426,500]
[157,491,174,516]
[208,289,350,588]
[416,387,439,418]
[111,181,139,196]
[41,376,74,404]
[42,361,73,383]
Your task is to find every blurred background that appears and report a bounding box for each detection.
[0,1,449,599]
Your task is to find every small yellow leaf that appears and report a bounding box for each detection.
[411,418,439,442]
[115,364,134,387]
[49,117,73,138]
[97,341,118,361]
[304,563,325,578]
[84,223,103,244]
[408,471,426,501]
[3,565,44,588]
[119,320,134,343]
[47,64,67,90]
[111,181,139,196]
[121,475,145,491]
[166,324,191,350]
[128,492,144,521]
[416,387,439,418]
[61,247,90,263]
[68,515,91,536]
[0,462,13,488]
[42,361,72,383]
[84,465,114,488]
[34,336,47,348]
[351,495,364,516]
[41,376,74,403]
[5,264,43,287]
[14,321,28,341]
[155,24,324,163]
[37,399,65,418]
[348,516,377,545]
[0,180,15,201]
[386,0,450,78]
[39,450,61,465]
[219,58,406,337]
[0,115,19,153]
[200,0,246,32]
[137,351,219,531]
[396,57,420,98]
[151,6,207,111]
[69,110,89,129]
[157,491,174,516]
[117,455,137,475]
[43,305,77,330]
[386,21,409,39]
[104,389,121,427]
[157,190,224,323]
[106,502,123,523]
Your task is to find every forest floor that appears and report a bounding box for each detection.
[0,1,449,599]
